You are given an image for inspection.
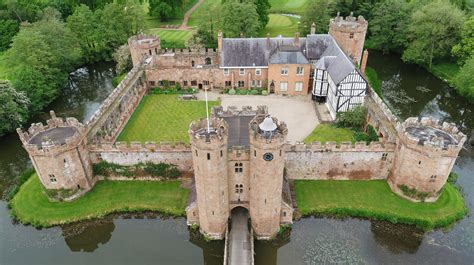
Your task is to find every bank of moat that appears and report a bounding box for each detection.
[15,14,467,239]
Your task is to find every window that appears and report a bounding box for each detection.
[239,68,245,76]
[255,68,262,75]
[220,150,223,157]
[418,161,421,165]
[191,60,195,67]
[281,67,288,75]
[296,66,304,75]
[235,162,243,173]
[49,174,57,183]
[254,150,256,157]
[149,49,152,55]
[169,81,175,86]
[203,80,209,86]
[223,68,229,76]
[429,175,437,183]
[149,81,156,87]
[183,80,188,86]
[207,153,211,160]
[280,82,288,91]
[238,81,245,87]
[191,80,197,86]
[225,81,232,87]
[205,57,212,65]
[158,80,164,86]
[155,47,158,54]
[283,211,287,217]
[382,153,388,161]
[235,184,244,194]
[252,80,262,88]
[294,82,303,92]
[349,33,354,39]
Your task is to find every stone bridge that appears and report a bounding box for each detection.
[224,207,254,265]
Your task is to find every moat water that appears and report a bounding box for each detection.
[1,52,473,264]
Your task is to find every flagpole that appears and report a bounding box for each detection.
[205,86,210,133]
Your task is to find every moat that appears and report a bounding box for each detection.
[1,52,473,264]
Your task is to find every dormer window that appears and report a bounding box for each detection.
[239,68,245,76]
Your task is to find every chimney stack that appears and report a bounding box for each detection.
[294,32,300,47]
[310,22,316,34]
[361,49,369,74]
[266,33,271,48]
[217,30,223,52]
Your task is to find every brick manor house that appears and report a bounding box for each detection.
[129,12,369,119]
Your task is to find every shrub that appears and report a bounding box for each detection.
[93,161,180,179]
[144,162,181,179]
[336,105,368,129]
[448,172,459,184]
[228,89,236,95]
[250,89,259,95]
[261,90,269,95]
[175,83,182,91]
[237,89,248,95]
[367,125,379,142]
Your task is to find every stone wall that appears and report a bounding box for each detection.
[86,64,148,144]
[365,86,399,143]
[285,141,396,180]
[329,13,368,64]
[89,142,193,172]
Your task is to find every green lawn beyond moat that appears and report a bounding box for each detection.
[9,174,189,227]
[295,180,466,230]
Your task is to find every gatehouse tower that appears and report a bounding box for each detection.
[329,12,368,64]
[249,115,288,239]
[16,111,95,200]
[189,117,230,239]
[388,117,466,202]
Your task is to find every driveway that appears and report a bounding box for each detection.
[219,95,319,143]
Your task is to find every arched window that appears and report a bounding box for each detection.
[235,162,243,173]
[191,60,195,67]
[239,184,243,193]
[205,57,212,65]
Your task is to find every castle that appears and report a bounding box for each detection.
[17,14,466,240]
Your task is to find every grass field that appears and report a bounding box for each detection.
[143,0,199,28]
[187,0,220,27]
[259,14,299,37]
[269,0,308,14]
[295,180,467,230]
[304,124,355,143]
[145,29,193,48]
[117,94,219,143]
[10,174,189,227]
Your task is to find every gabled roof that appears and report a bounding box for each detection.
[318,38,357,84]
[269,49,309,64]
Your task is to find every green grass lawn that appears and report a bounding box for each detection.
[430,62,460,87]
[304,124,355,143]
[269,0,308,14]
[187,0,221,27]
[117,94,219,143]
[145,29,193,48]
[10,174,189,227]
[295,180,467,230]
[143,0,199,28]
[259,14,300,37]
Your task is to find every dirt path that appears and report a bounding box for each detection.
[179,0,205,30]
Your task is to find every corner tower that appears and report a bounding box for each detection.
[17,111,95,200]
[329,12,368,64]
[249,115,288,239]
[128,34,161,66]
[388,117,466,202]
[189,118,229,239]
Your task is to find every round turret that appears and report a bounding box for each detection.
[248,114,288,239]
[388,117,466,202]
[329,12,368,64]
[188,117,229,239]
[128,34,161,67]
[16,111,95,200]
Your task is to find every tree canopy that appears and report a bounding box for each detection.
[454,56,474,101]
[0,80,29,136]
[452,16,474,65]
[299,0,333,35]
[221,0,261,37]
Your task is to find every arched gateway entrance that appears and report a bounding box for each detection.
[227,207,253,265]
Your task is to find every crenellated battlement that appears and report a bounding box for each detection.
[17,111,87,154]
[249,115,288,143]
[397,117,466,154]
[89,141,192,152]
[330,12,368,32]
[157,47,218,56]
[128,34,160,49]
[213,105,267,118]
[189,117,228,145]
[286,141,396,153]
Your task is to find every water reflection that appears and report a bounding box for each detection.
[189,228,225,265]
[62,217,115,252]
[254,228,291,265]
[370,221,424,254]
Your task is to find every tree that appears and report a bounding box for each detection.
[221,0,260,37]
[191,3,222,48]
[452,16,474,65]
[0,19,19,51]
[67,4,98,61]
[113,44,132,74]
[368,0,410,53]
[336,105,368,129]
[0,80,29,136]
[454,56,474,101]
[299,0,333,35]
[254,0,271,29]
[402,1,466,69]
[149,0,175,21]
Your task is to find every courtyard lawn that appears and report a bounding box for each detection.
[145,29,193,48]
[117,94,219,143]
[269,0,308,14]
[10,174,189,227]
[260,14,300,37]
[295,180,467,230]
[304,124,355,143]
